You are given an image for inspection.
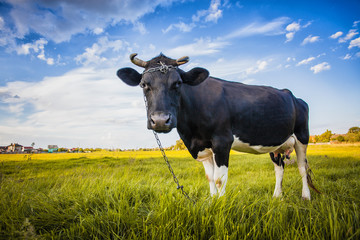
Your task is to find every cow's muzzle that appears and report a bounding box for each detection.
[148,112,173,133]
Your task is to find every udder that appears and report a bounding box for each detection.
[271,134,296,163]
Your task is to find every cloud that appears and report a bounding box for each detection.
[285,32,296,42]
[15,38,54,65]
[353,20,360,27]
[245,60,268,75]
[164,0,223,34]
[0,16,4,30]
[202,57,272,81]
[339,29,359,43]
[162,22,195,34]
[349,37,360,49]
[302,35,320,45]
[192,0,223,23]
[224,17,289,39]
[330,31,343,39]
[0,66,155,148]
[284,20,311,43]
[75,37,126,66]
[2,0,177,44]
[286,22,301,32]
[342,54,351,60]
[133,21,148,35]
[165,38,229,57]
[93,27,104,35]
[296,57,315,66]
[310,62,330,74]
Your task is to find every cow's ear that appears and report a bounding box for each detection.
[117,68,142,86]
[180,67,209,86]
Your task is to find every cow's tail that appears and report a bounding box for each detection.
[305,160,321,194]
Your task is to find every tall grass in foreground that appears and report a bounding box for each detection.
[0,144,359,239]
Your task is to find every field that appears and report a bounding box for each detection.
[0,144,359,239]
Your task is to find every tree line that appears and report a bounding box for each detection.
[171,126,360,148]
[309,126,360,143]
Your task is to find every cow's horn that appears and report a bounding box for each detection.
[176,56,189,66]
[130,53,147,68]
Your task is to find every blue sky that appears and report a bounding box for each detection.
[0,0,359,149]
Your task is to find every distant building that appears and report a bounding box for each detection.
[23,147,34,153]
[48,145,58,153]
[0,146,7,153]
[7,143,24,153]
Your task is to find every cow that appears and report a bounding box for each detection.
[117,53,319,200]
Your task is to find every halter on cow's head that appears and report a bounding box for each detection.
[117,53,209,133]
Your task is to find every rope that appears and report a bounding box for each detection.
[143,94,195,204]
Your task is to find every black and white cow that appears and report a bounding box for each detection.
[117,54,318,200]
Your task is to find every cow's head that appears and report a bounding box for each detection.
[117,53,209,133]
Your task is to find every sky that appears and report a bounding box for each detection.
[0,0,359,149]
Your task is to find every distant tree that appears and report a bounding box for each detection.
[336,135,345,142]
[174,139,187,150]
[348,127,360,134]
[317,130,332,142]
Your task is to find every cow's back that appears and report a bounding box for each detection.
[178,77,306,156]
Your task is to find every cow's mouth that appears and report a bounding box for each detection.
[148,112,175,133]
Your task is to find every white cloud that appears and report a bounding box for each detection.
[224,17,289,39]
[193,0,223,23]
[330,31,343,39]
[245,60,268,75]
[310,62,330,74]
[0,16,4,30]
[284,20,311,43]
[133,21,148,35]
[165,38,229,57]
[162,22,195,34]
[285,32,296,42]
[75,36,126,66]
[296,56,315,66]
[342,54,351,60]
[353,20,360,27]
[3,0,178,43]
[287,57,296,62]
[348,37,360,49]
[15,38,54,65]
[339,29,359,43]
[0,66,160,149]
[93,27,104,35]
[286,22,300,32]
[205,0,223,23]
[302,35,320,45]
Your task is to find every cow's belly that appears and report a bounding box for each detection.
[231,134,296,154]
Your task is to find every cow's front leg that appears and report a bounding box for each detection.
[214,160,228,197]
[212,137,232,197]
[198,149,217,196]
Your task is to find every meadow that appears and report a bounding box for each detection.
[0,144,359,239]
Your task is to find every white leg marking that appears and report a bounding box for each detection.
[213,161,228,197]
[273,163,284,198]
[199,149,217,196]
[295,140,311,200]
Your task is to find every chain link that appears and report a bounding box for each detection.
[143,94,195,204]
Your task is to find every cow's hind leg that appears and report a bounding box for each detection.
[294,140,311,200]
[270,152,285,197]
[198,149,217,196]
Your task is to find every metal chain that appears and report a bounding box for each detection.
[143,94,195,204]
[142,62,177,75]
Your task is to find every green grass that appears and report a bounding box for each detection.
[0,144,359,239]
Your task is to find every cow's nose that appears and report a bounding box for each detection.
[150,112,171,130]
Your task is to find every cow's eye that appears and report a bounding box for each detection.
[140,82,150,89]
[172,81,182,89]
